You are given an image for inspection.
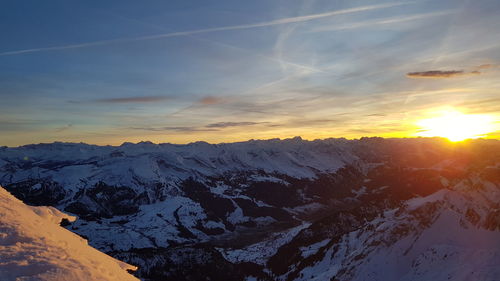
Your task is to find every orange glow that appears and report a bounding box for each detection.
[415,109,495,142]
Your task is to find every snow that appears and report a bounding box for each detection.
[71,196,211,251]
[0,138,361,255]
[0,138,498,280]
[404,189,450,211]
[0,138,356,192]
[340,208,500,281]
[227,204,250,224]
[300,239,330,258]
[0,186,139,281]
[293,178,500,281]
[351,186,367,197]
[286,202,325,215]
[31,205,76,225]
[249,175,288,184]
[219,222,311,265]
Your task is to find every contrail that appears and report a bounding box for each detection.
[190,35,332,74]
[106,10,332,74]
[311,10,455,32]
[0,2,413,56]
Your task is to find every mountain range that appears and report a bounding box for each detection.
[0,137,499,281]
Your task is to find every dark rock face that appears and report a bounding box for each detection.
[365,165,446,200]
[112,246,272,281]
[59,218,72,227]
[4,180,66,206]
[301,166,364,201]
[182,179,236,226]
[64,182,139,219]
[484,208,500,230]
[244,180,302,208]
[233,197,292,221]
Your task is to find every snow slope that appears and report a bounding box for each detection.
[0,186,139,281]
[280,178,500,281]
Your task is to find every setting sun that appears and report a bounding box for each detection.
[416,109,495,142]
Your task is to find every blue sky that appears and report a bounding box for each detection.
[1,0,499,146]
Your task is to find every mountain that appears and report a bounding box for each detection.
[0,185,139,281]
[0,137,499,280]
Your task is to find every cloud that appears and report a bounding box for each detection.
[0,119,43,131]
[348,127,402,134]
[95,96,169,103]
[457,97,500,114]
[406,70,480,78]
[0,2,412,56]
[130,121,265,132]
[406,62,500,79]
[474,63,500,70]
[205,122,262,128]
[476,64,494,69]
[131,126,217,132]
[291,118,341,127]
[198,96,225,105]
[55,124,73,132]
[312,10,454,32]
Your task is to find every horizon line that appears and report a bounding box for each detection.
[3,136,498,148]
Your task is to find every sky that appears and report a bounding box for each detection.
[1,0,500,146]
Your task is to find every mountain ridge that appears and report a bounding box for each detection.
[0,137,499,280]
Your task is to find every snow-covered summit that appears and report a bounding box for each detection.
[0,137,355,181]
[0,186,139,281]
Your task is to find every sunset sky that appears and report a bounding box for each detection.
[1,0,499,146]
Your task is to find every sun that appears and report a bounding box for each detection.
[416,109,495,142]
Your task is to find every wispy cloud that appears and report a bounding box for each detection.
[474,63,500,70]
[206,121,262,128]
[406,63,499,79]
[131,121,263,132]
[95,96,170,103]
[131,126,217,132]
[198,96,226,105]
[476,64,495,69]
[55,124,73,132]
[103,12,330,75]
[406,70,480,78]
[0,2,412,56]
[312,10,454,32]
[0,119,43,131]
[273,24,300,73]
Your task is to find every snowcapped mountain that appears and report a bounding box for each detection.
[0,137,357,249]
[0,137,499,280]
[263,178,500,281]
[0,186,139,281]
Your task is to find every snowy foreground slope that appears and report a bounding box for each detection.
[0,186,139,281]
[0,137,499,280]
